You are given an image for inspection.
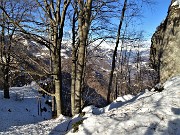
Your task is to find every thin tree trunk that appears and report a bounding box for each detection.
[74,43,85,114]
[3,66,10,99]
[107,0,127,104]
[50,47,56,117]
[71,46,77,115]
[81,44,87,108]
[1,11,10,99]
[71,5,78,115]
[114,72,118,100]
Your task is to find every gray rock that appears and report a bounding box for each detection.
[150,0,180,83]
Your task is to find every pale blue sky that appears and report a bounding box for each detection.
[142,0,171,38]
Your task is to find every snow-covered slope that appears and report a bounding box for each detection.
[0,76,179,135]
[0,85,53,134]
[0,83,75,135]
[68,76,180,135]
[172,0,180,8]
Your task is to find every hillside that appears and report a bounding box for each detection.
[6,37,151,110]
[0,75,179,135]
[68,75,180,135]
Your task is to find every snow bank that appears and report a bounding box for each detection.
[82,94,134,115]
[171,0,180,8]
[68,76,180,135]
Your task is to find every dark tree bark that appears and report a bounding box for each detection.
[0,2,17,99]
[70,1,79,116]
[107,0,127,104]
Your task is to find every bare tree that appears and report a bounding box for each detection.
[70,0,117,115]
[0,0,71,117]
[0,0,33,98]
[70,0,78,116]
[70,0,93,115]
[107,0,127,104]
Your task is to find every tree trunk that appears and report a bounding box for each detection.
[53,57,62,116]
[73,0,92,115]
[52,33,62,116]
[71,47,77,116]
[54,76,62,116]
[107,0,127,104]
[71,6,78,115]
[3,66,10,99]
[114,72,118,100]
[49,48,56,117]
[1,11,10,99]
[74,41,85,114]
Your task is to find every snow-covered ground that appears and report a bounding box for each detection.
[0,85,69,135]
[68,76,180,135]
[0,76,180,135]
[172,0,180,8]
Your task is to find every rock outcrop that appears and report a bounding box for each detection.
[150,0,180,83]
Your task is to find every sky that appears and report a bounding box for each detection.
[142,0,171,39]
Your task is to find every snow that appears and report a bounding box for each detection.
[0,76,180,135]
[172,0,180,8]
[91,39,150,52]
[0,85,69,135]
[68,75,180,135]
[61,49,69,59]
[0,83,85,135]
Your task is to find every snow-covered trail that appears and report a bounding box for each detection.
[0,114,70,135]
[68,76,180,135]
[0,85,63,135]
[0,84,82,135]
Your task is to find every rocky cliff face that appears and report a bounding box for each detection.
[150,0,180,83]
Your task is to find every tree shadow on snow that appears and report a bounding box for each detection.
[49,116,86,135]
[165,107,180,135]
[171,107,180,115]
[165,118,180,135]
[93,91,146,115]
[144,107,180,135]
